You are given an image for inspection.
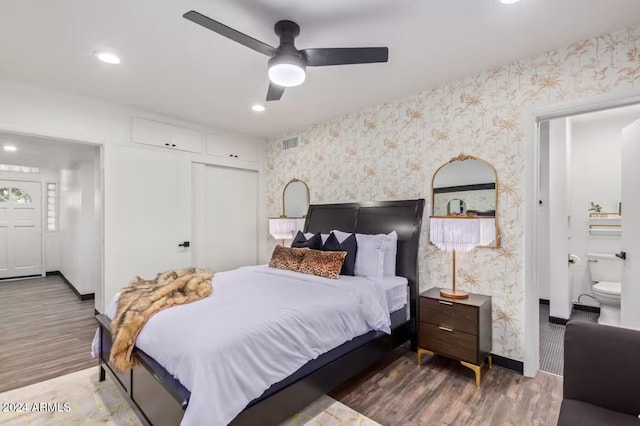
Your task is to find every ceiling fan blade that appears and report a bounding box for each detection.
[302,47,388,66]
[266,83,285,102]
[183,11,276,57]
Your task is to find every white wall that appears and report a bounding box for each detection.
[59,156,100,296]
[0,78,268,312]
[548,118,572,319]
[0,168,61,272]
[568,114,637,305]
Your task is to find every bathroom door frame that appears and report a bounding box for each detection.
[522,88,640,377]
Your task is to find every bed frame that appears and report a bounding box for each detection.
[96,199,425,426]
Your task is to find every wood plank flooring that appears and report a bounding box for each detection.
[331,349,562,426]
[0,275,97,392]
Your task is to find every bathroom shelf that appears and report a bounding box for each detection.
[589,213,621,236]
[589,228,621,236]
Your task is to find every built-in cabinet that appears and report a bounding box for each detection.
[131,117,259,167]
[206,133,257,163]
[131,117,203,153]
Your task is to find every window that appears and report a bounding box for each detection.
[47,183,57,231]
[0,187,32,204]
[11,187,32,204]
[0,164,39,173]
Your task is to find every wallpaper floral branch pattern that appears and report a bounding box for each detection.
[266,26,640,361]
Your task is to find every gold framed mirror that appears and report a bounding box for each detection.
[282,178,310,218]
[431,154,499,247]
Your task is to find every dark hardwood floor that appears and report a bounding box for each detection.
[0,275,97,392]
[332,348,562,426]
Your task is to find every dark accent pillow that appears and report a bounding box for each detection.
[291,231,323,250]
[298,249,347,279]
[323,232,358,276]
[268,246,308,272]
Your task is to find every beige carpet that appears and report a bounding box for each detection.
[0,368,380,426]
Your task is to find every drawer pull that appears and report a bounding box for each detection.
[438,301,453,306]
[438,326,454,332]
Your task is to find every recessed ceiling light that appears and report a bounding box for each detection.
[251,104,266,112]
[3,145,17,152]
[94,51,121,65]
[499,0,521,3]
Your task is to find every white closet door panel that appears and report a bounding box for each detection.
[103,145,192,310]
[205,166,258,272]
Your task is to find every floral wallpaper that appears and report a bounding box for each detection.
[266,26,640,361]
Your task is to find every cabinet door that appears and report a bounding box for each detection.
[170,126,203,153]
[132,118,204,153]
[206,133,257,163]
[131,117,172,148]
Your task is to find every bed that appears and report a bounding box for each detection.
[95,199,425,426]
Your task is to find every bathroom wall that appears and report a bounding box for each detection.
[568,109,640,305]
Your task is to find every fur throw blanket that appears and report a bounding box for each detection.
[110,268,213,371]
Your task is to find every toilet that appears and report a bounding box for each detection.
[587,253,622,326]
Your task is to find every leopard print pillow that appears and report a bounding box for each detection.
[298,249,347,279]
[269,245,308,272]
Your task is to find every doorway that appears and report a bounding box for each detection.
[0,130,102,391]
[536,103,640,375]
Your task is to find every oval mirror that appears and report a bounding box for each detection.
[432,155,499,247]
[283,179,310,217]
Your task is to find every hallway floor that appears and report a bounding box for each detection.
[539,303,598,376]
[0,275,97,392]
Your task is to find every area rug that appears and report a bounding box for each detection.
[0,367,380,426]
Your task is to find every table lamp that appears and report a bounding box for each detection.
[430,217,496,299]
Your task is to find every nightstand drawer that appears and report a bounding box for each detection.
[420,297,478,335]
[419,323,477,364]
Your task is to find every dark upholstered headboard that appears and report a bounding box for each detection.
[304,199,425,343]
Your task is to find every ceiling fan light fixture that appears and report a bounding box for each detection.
[268,54,306,87]
[94,50,121,65]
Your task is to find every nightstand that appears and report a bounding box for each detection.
[417,288,492,387]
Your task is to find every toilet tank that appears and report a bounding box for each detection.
[587,253,622,282]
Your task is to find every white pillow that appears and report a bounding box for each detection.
[384,231,398,276]
[304,232,330,244]
[333,230,390,278]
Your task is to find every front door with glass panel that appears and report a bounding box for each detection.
[0,180,42,279]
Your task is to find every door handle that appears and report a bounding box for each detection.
[178,241,190,248]
[438,326,453,332]
[615,251,627,260]
[438,301,453,306]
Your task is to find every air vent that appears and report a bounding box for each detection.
[281,136,299,150]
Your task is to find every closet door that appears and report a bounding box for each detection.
[205,165,258,271]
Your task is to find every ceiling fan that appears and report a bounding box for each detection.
[183,11,389,102]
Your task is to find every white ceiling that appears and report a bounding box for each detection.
[1,1,639,138]
[0,132,99,170]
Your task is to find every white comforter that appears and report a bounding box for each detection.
[104,265,391,426]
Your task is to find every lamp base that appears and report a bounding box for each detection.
[440,289,469,299]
